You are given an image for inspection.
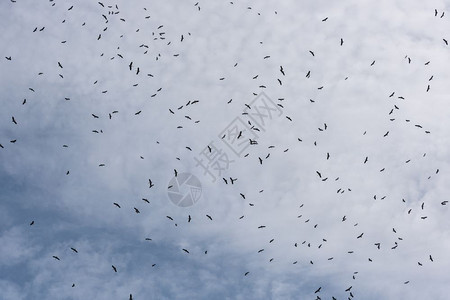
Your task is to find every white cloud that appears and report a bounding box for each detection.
[1,0,450,299]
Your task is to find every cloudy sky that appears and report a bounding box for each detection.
[1,0,450,299]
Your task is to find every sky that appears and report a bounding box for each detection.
[1,0,450,299]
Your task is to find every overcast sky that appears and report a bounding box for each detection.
[1,0,450,299]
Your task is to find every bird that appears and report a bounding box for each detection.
[340,38,344,46]
[71,247,78,253]
[188,215,191,222]
[30,221,34,226]
[182,248,190,253]
[166,216,173,221]
[315,287,321,293]
[357,233,364,238]
[112,265,117,272]
[134,207,140,213]
[5,56,11,60]
[206,215,213,220]
[53,256,60,261]
[12,117,17,124]
[280,66,285,76]
[149,179,154,188]
[113,203,121,208]
[444,39,448,45]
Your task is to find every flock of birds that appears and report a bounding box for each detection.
[2,1,449,299]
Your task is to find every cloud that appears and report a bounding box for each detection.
[1,0,450,299]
